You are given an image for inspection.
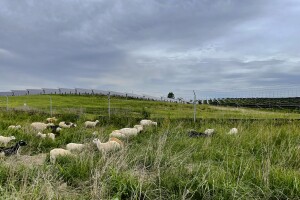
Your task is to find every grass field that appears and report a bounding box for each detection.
[0,95,300,199]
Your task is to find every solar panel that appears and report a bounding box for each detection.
[26,89,44,95]
[42,88,60,95]
[75,88,93,95]
[0,92,13,96]
[92,89,109,95]
[11,90,28,96]
[59,88,76,94]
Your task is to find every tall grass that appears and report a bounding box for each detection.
[1,96,300,199]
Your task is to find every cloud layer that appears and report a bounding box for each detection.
[0,0,300,99]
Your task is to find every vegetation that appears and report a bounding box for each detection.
[0,95,300,199]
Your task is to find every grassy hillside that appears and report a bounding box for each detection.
[0,95,300,199]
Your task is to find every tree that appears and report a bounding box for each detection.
[167,92,175,99]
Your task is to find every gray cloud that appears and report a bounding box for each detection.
[0,0,299,99]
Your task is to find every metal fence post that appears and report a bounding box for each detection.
[108,92,111,119]
[6,95,8,112]
[50,96,52,117]
[193,90,196,123]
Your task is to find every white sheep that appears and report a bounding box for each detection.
[84,120,99,128]
[204,129,215,136]
[31,122,54,131]
[59,121,77,128]
[8,125,22,130]
[47,133,55,140]
[140,119,157,126]
[133,125,143,133]
[109,130,126,139]
[109,137,124,147]
[0,136,16,146]
[49,148,73,164]
[37,132,47,139]
[46,117,58,123]
[93,138,122,153]
[228,128,238,135]
[66,143,85,152]
[119,128,138,137]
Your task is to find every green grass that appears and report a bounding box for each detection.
[0,95,300,199]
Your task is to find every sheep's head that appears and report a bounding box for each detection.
[95,120,99,123]
[47,123,55,127]
[11,136,16,140]
[18,140,27,146]
[93,138,100,144]
[152,122,158,126]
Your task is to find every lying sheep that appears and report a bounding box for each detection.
[204,129,215,136]
[47,133,55,141]
[66,143,85,152]
[140,119,157,126]
[46,117,58,123]
[228,128,238,135]
[59,121,77,128]
[0,136,16,146]
[84,120,99,128]
[109,130,126,139]
[37,132,47,139]
[8,125,22,130]
[49,148,73,164]
[31,122,54,132]
[93,138,122,153]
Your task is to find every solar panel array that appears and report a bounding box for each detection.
[0,88,180,103]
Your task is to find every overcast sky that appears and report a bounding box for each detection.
[0,0,300,99]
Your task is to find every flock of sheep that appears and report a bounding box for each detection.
[0,117,158,163]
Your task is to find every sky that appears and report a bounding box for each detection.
[0,0,300,99]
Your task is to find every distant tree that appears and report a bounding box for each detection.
[167,92,175,99]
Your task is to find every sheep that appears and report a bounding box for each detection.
[0,136,16,146]
[0,140,27,157]
[8,125,22,130]
[228,128,238,135]
[37,132,47,139]
[133,125,143,133]
[204,129,215,136]
[47,133,55,141]
[188,130,208,137]
[109,137,124,147]
[109,130,126,139]
[48,125,62,136]
[49,148,73,164]
[84,120,99,128]
[46,117,58,123]
[66,143,85,152]
[93,138,122,153]
[140,119,157,126]
[59,121,77,128]
[31,122,54,132]
[119,128,138,137]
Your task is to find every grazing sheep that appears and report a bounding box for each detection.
[49,148,72,164]
[0,136,16,146]
[134,125,143,133]
[37,132,47,139]
[228,128,238,135]
[66,143,85,152]
[188,130,208,138]
[109,130,126,139]
[140,119,157,126]
[109,137,124,146]
[46,117,58,123]
[93,138,121,153]
[8,125,22,130]
[48,125,62,136]
[47,133,55,141]
[31,122,54,131]
[204,129,215,136]
[59,121,77,128]
[84,120,99,128]
[0,140,27,157]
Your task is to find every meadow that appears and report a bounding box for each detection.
[0,95,300,199]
